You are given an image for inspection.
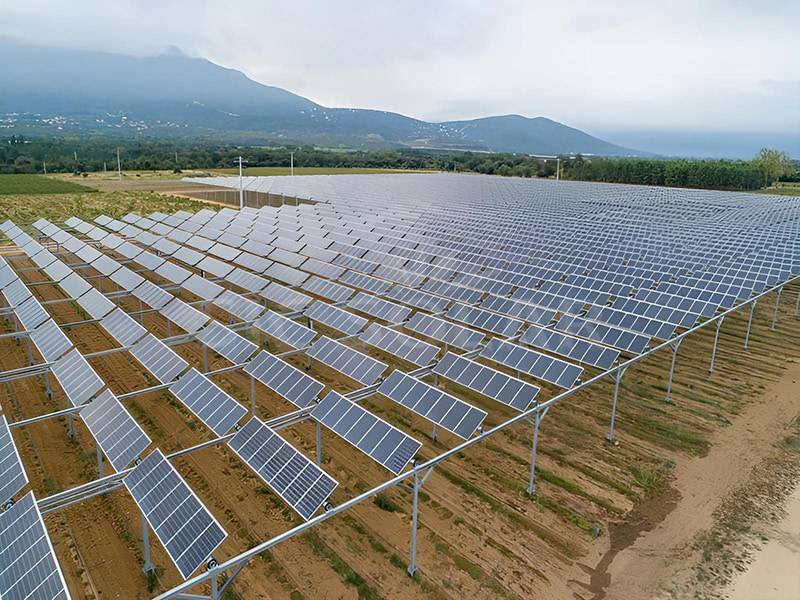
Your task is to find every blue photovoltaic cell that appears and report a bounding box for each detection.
[520,324,620,370]
[0,491,71,600]
[359,323,439,367]
[124,449,227,580]
[404,313,484,351]
[312,390,421,474]
[170,368,248,435]
[479,338,583,389]
[432,352,539,411]
[243,351,324,408]
[196,320,258,364]
[378,371,486,439]
[0,414,28,503]
[130,334,188,383]
[304,301,367,336]
[51,348,105,406]
[307,337,387,384]
[228,417,338,520]
[254,310,317,349]
[80,390,151,472]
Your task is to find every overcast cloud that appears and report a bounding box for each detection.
[1,0,798,135]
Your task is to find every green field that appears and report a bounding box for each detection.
[0,174,97,195]
[0,190,210,226]
[752,182,800,196]
[209,166,419,176]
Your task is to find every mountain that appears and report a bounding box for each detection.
[0,39,643,156]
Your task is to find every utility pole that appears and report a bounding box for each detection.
[43,160,47,176]
[290,152,294,176]
[117,147,122,180]
[238,156,245,209]
[175,152,179,169]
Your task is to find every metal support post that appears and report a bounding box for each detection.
[203,345,209,373]
[306,357,312,371]
[795,288,800,317]
[142,513,155,574]
[26,337,34,366]
[408,463,420,577]
[526,407,541,495]
[211,573,218,599]
[44,371,52,399]
[607,367,627,443]
[67,413,75,438]
[431,423,437,442]
[98,278,102,293]
[250,375,256,417]
[97,444,104,478]
[167,320,172,337]
[316,421,322,467]
[709,316,725,373]
[771,286,783,330]
[139,299,145,326]
[744,299,757,351]
[664,338,683,403]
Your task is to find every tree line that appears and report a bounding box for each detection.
[2,135,796,191]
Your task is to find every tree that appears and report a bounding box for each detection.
[751,148,793,187]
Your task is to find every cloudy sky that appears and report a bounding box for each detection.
[1,0,798,146]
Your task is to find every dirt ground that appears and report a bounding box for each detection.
[2,236,799,600]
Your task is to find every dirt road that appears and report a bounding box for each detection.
[576,356,800,599]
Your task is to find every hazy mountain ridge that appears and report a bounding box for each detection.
[0,39,645,156]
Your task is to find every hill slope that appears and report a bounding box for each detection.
[0,39,642,156]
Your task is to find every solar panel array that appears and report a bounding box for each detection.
[170,368,248,436]
[306,336,387,384]
[243,351,324,408]
[0,492,71,600]
[0,415,28,503]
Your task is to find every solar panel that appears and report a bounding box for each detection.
[2,279,32,307]
[212,290,264,322]
[422,279,482,304]
[301,276,355,303]
[99,308,148,347]
[30,319,73,362]
[347,292,411,323]
[445,303,523,337]
[432,352,539,411]
[479,338,583,389]
[108,266,145,291]
[243,351,324,408]
[480,295,556,325]
[359,323,438,367]
[254,311,317,349]
[0,491,71,600]
[584,305,676,340]
[196,320,258,364]
[260,282,313,311]
[337,271,391,294]
[76,287,116,319]
[0,414,28,503]
[265,263,308,286]
[554,315,649,354]
[228,417,338,520]
[181,274,224,301]
[224,268,268,294]
[312,390,421,474]
[306,336,387,384]
[404,312,484,351]
[124,449,227,580]
[170,369,247,435]
[14,297,50,331]
[160,299,210,333]
[520,324,620,370]
[378,371,486,439]
[612,296,699,329]
[51,349,105,406]
[130,334,189,383]
[155,261,192,285]
[304,301,367,336]
[301,257,346,280]
[80,389,151,471]
[131,280,173,309]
